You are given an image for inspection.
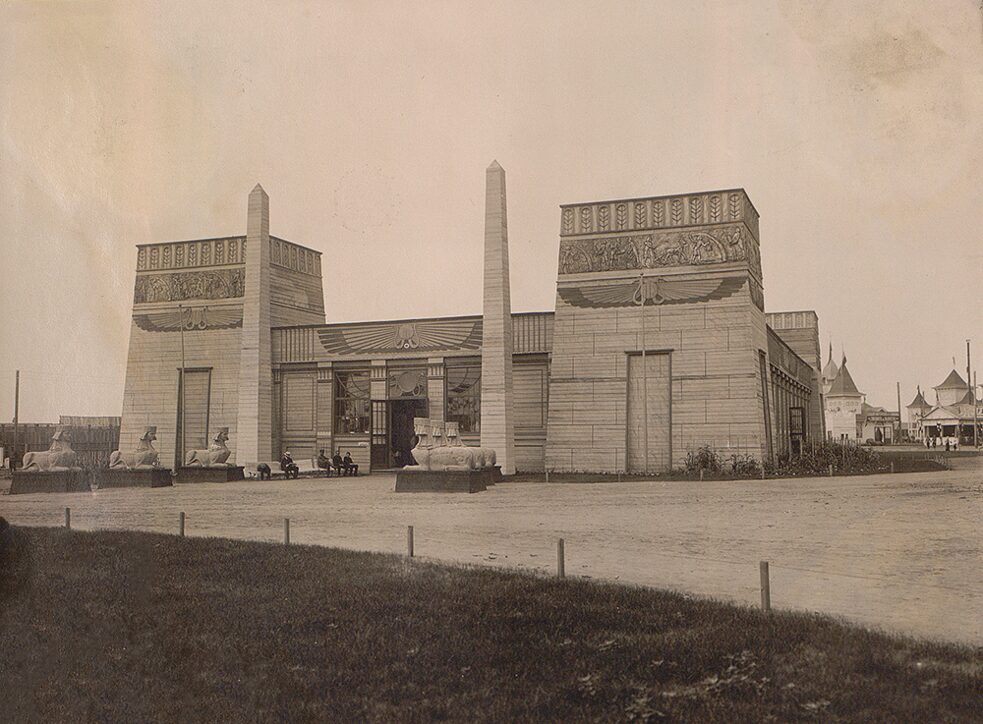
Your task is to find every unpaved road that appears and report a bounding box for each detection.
[3,458,981,645]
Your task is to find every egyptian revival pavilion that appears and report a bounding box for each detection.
[119,163,825,475]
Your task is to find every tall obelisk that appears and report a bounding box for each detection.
[236,184,273,467]
[480,161,515,476]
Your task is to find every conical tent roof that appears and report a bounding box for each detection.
[907,387,931,409]
[934,369,967,390]
[826,360,863,397]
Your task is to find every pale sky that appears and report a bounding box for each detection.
[1,0,981,422]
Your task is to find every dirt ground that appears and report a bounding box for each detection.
[2,458,981,646]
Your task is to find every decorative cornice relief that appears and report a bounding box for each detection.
[271,237,321,277]
[133,268,245,304]
[318,319,482,355]
[137,237,245,272]
[557,224,762,280]
[133,305,243,332]
[560,190,759,239]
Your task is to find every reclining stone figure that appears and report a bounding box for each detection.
[22,428,81,472]
[404,418,496,472]
[109,426,160,470]
[185,427,234,467]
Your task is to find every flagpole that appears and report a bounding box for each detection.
[639,273,648,476]
[179,303,187,467]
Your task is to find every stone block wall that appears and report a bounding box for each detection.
[120,319,243,469]
[546,189,771,472]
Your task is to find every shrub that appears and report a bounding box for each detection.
[685,446,722,474]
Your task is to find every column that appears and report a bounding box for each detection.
[427,357,445,422]
[479,161,515,475]
[316,363,333,457]
[236,184,273,467]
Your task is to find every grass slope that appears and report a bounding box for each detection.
[1,526,981,722]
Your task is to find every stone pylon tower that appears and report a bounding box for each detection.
[236,184,273,467]
[480,161,515,475]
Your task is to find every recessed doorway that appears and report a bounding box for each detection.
[389,399,428,467]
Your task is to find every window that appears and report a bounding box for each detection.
[446,363,481,433]
[335,370,370,434]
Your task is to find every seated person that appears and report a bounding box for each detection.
[316,449,332,475]
[343,451,359,476]
[257,463,272,480]
[331,451,346,475]
[279,451,300,479]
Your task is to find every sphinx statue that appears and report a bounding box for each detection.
[405,418,497,472]
[184,427,233,467]
[21,428,81,472]
[109,426,161,470]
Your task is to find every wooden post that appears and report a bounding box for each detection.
[557,538,565,579]
[759,561,771,611]
[545,469,549,483]
[283,517,290,545]
[179,511,185,537]
[699,469,704,481]
[828,464,834,477]
[407,525,414,557]
[64,507,70,530]
[890,461,894,474]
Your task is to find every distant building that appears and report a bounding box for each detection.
[905,387,932,441]
[823,355,899,442]
[914,369,982,444]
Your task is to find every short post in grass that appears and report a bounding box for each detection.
[179,511,185,537]
[828,464,834,477]
[283,517,290,546]
[64,507,70,530]
[890,461,895,474]
[407,525,414,557]
[699,469,704,481]
[759,561,771,611]
[557,538,565,579]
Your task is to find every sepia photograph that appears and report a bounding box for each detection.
[0,1,981,721]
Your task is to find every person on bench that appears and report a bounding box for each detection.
[343,451,359,476]
[331,452,346,476]
[280,451,299,479]
[317,449,332,476]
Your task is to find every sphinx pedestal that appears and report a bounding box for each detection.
[393,469,491,493]
[95,469,173,489]
[9,470,91,495]
[176,466,245,484]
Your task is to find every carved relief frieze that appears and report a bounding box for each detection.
[133,268,245,304]
[557,224,761,276]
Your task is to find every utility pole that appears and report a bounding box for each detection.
[968,340,973,447]
[974,370,979,450]
[12,370,19,470]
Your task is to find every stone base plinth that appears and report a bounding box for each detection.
[9,470,91,495]
[95,468,173,489]
[394,469,492,493]
[176,466,245,484]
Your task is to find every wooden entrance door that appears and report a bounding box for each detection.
[626,353,671,473]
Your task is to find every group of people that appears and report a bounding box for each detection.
[274,450,359,479]
[925,437,959,451]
